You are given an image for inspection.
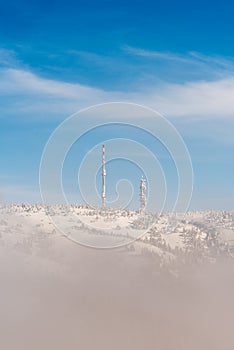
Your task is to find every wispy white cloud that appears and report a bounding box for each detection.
[0,68,103,98]
[124,45,234,77]
[123,45,193,63]
[189,51,234,71]
[139,77,234,119]
[1,64,234,123]
[0,68,118,119]
[0,48,24,68]
[122,45,234,68]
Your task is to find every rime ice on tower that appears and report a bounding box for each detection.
[140,177,146,212]
[102,144,106,208]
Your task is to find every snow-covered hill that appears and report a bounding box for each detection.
[0,204,233,268]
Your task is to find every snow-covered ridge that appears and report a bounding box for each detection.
[0,204,233,267]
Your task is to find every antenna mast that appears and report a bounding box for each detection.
[102,144,106,208]
[140,177,146,212]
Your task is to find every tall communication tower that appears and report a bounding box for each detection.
[102,144,106,208]
[140,177,146,212]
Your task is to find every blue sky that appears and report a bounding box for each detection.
[0,0,233,210]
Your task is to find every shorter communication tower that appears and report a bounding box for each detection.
[102,144,106,208]
[139,177,146,212]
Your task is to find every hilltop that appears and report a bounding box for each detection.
[0,204,233,272]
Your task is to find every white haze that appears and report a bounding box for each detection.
[0,206,233,349]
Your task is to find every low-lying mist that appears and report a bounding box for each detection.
[0,234,233,350]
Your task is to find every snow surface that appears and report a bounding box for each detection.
[0,204,233,263]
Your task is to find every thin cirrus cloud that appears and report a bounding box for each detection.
[0,46,234,122]
[0,68,103,98]
[140,78,234,119]
[123,45,193,63]
[0,67,115,118]
[0,67,234,122]
[124,45,234,72]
